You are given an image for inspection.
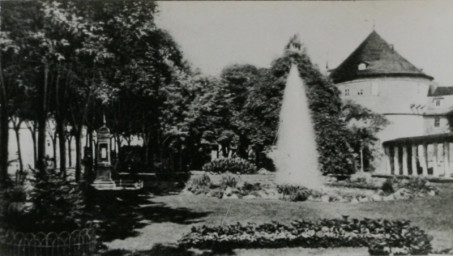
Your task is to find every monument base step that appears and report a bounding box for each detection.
[92,179,117,190]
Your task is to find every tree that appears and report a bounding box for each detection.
[233,35,356,174]
[341,100,389,172]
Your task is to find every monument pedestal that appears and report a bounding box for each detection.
[92,164,116,190]
[91,118,117,190]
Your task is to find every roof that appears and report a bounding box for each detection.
[429,86,453,97]
[383,133,453,146]
[330,31,433,83]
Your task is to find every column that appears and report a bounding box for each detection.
[402,145,409,176]
[384,146,392,175]
[421,144,429,176]
[445,142,453,178]
[433,143,439,176]
[411,144,418,176]
[444,142,450,177]
[394,146,400,175]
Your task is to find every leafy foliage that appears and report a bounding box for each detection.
[219,174,238,189]
[402,177,437,194]
[381,178,396,194]
[218,36,356,175]
[202,158,257,174]
[179,218,432,255]
[25,171,91,233]
[382,177,439,196]
[342,101,389,172]
[1,185,30,231]
[185,174,212,195]
[349,172,373,184]
[277,185,320,202]
[240,182,263,195]
[0,170,92,233]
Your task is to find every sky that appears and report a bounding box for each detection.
[156,1,453,86]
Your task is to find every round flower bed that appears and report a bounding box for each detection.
[182,173,439,203]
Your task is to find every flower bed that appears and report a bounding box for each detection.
[202,158,257,174]
[182,173,439,203]
[179,218,432,255]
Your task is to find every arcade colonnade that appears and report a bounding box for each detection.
[382,133,453,178]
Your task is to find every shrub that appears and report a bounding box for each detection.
[202,158,257,174]
[208,189,224,199]
[1,185,30,231]
[241,182,262,193]
[277,185,321,202]
[220,175,238,189]
[27,171,91,233]
[186,174,212,195]
[381,178,395,194]
[1,171,92,233]
[4,186,27,202]
[403,177,438,194]
[179,218,432,255]
[350,172,373,184]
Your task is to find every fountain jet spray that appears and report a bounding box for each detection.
[270,63,323,189]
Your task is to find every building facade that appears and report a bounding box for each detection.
[330,31,453,178]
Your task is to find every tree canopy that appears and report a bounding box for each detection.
[0,1,385,184]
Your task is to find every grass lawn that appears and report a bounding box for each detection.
[102,181,453,255]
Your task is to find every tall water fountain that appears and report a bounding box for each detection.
[271,63,324,190]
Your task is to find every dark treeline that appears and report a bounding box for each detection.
[0,1,386,187]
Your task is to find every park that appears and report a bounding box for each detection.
[1,1,453,256]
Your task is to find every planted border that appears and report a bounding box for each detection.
[202,158,257,174]
[179,218,432,255]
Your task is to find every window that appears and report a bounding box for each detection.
[436,99,441,107]
[358,63,367,70]
[345,89,350,96]
[100,144,108,161]
[434,117,440,127]
[357,89,363,95]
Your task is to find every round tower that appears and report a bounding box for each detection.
[330,31,433,142]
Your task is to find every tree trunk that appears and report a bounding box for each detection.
[238,134,249,159]
[144,132,151,167]
[116,134,121,156]
[67,136,72,167]
[14,126,23,173]
[0,108,8,182]
[37,64,49,173]
[56,67,66,176]
[57,123,66,177]
[25,121,37,167]
[75,130,82,181]
[0,54,9,185]
[52,134,57,168]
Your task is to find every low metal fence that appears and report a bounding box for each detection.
[0,228,97,256]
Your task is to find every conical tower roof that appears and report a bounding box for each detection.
[330,31,433,83]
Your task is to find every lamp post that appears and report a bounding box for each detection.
[92,117,116,189]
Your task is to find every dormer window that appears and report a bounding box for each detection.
[358,63,367,71]
[435,99,441,107]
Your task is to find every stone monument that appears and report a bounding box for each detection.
[92,116,116,190]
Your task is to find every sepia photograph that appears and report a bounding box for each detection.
[0,0,452,255]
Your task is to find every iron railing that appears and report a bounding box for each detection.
[0,228,97,256]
